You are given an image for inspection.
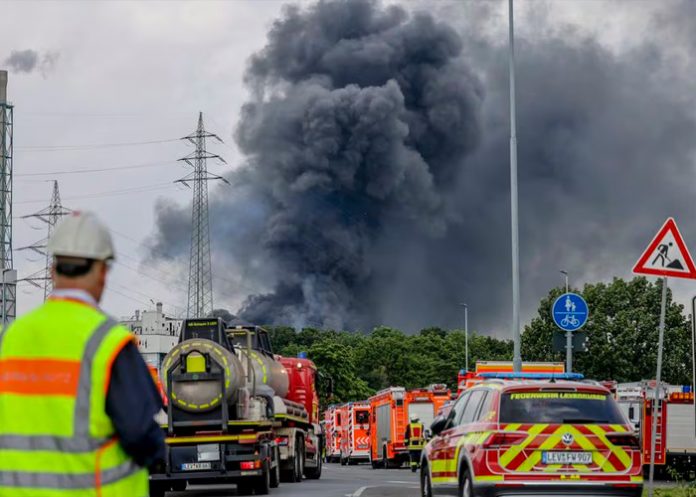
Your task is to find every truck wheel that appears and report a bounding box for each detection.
[253,460,271,495]
[281,444,302,483]
[384,446,396,469]
[237,481,254,496]
[270,447,280,488]
[304,449,322,480]
[148,482,166,497]
[295,438,305,482]
[369,450,380,469]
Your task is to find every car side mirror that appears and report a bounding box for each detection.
[424,429,432,440]
[430,416,447,436]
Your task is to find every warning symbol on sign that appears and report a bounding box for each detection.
[633,218,696,280]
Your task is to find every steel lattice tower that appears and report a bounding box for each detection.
[0,70,16,323]
[178,112,227,318]
[18,181,71,300]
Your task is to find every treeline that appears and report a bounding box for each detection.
[268,325,513,404]
[268,277,694,405]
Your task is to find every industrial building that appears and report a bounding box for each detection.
[120,302,181,369]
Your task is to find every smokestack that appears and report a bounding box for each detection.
[156,302,163,314]
[0,71,6,104]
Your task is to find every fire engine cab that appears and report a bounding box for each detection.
[339,401,371,465]
[368,385,451,469]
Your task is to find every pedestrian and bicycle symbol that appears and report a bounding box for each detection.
[633,217,696,280]
[552,293,588,332]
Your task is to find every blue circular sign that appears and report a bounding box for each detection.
[552,293,589,332]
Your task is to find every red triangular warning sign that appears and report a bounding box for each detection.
[633,218,696,279]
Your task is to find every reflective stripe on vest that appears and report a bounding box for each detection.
[408,423,424,449]
[0,303,148,496]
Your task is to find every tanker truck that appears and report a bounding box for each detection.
[148,318,323,496]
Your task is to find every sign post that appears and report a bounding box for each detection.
[551,292,589,372]
[632,217,696,497]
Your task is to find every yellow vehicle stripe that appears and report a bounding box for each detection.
[564,426,617,473]
[585,424,630,469]
[499,424,548,468]
[431,460,449,472]
[432,476,457,484]
[516,425,599,473]
[166,433,261,444]
[475,475,503,482]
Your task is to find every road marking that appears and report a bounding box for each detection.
[386,480,417,484]
[351,486,370,497]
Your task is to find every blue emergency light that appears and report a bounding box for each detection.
[478,372,584,380]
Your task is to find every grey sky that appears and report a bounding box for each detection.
[2,1,694,334]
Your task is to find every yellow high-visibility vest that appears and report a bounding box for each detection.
[0,297,149,497]
[407,422,424,449]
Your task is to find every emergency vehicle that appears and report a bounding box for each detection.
[616,381,696,478]
[323,404,343,463]
[368,385,451,469]
[421,375,643,497]
[339,401,371,465]
[458,362,565,395]
[149,320,323,496]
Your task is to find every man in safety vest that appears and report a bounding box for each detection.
[0,211,165,497]
[404,414,425,472]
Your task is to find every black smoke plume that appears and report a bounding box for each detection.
[149,0,696,333]
[4,49,59,76]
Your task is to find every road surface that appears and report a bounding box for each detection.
[168,462,420,497]
[167,462,678,496]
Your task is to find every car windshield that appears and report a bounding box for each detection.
[499,390,626,424]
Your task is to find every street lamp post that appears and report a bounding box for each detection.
[508,0,522,373]
[560,270,572,372]
[460,303,469,372]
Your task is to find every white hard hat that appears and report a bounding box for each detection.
[410,414,419,422]
[48,211,115,261]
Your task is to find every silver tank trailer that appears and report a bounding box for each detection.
[160,338,245,413]
[238,348,289,398]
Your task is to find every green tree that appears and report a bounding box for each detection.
[521,277,692,384]
[307,339,372,405]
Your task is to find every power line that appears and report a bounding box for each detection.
[15,160,175,177]
[16,138,179,152]
[15,182,178,206]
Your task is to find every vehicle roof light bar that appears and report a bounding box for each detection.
[478,372,584,380]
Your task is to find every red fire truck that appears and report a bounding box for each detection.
[368,385,451,469]
[616,381,696,479]
[339,401,371,465]
[323,404,343,463]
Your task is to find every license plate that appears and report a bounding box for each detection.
[542,452,592,464]
[197,444,220,462]
[181,462,212,471]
